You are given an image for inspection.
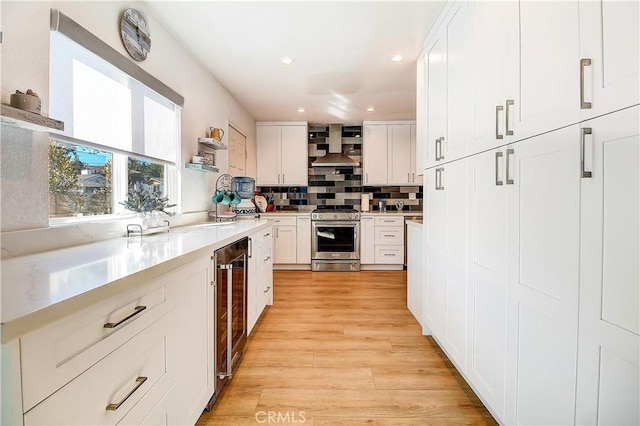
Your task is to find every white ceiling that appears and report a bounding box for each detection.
[144,1,446,124]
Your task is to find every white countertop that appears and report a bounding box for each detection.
[0,219,271,341]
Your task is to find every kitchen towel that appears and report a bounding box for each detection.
[361,193,370,211]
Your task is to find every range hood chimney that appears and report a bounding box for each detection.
[311,124,360,167]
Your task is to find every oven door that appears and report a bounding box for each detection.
[311,221,360,260]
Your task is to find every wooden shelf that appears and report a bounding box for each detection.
[197,138,227,150]
[0,104,64,132]
[185,163,219,172]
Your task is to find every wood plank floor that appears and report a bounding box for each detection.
[197,271,496,425]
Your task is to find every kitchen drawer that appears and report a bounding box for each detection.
[21,277,174,412]
[374,227,404,245]
[24,315,174,425]
[374,216,404,227]
[251,227,273,248]
[375,246,404,264]
[268,216,297,226]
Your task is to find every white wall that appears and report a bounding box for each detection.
[0,1,256,232]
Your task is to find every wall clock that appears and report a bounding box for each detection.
[120,8,151,61]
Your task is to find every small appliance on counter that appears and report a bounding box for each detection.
[233,177,258,219]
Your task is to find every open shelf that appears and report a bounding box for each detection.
[197,138,227,150]
[185,163,219,172]
[1,104,64,132]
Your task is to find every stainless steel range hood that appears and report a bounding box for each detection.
[311,124,360,167]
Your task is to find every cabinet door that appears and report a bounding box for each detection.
[504,126,580,425]
[468,0,518,153]
[363,124,388,185]
[256,125,281,186]
[467,149,508,420]
[296,216,311,264]
[281,125,308,186]
[410,124,423,183]
[424,32,447,169]
[516,1,581,140]
[387,124,412,185]
[424,168,446,337]
[416,49,426,175]
[575,107,639,425]
[247,233,259,335]
[360,215,375,264]
[579,1,639,121]
[274,225,297,264]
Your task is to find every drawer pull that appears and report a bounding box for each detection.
[103,306,146,329]
[106,376,147,411]
[264,256,271,262]
[384,253,395,257]
[384,234,395,237]
[264,286,271,293]
[264,232,271,237]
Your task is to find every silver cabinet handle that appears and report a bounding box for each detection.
[581,127,593,178]
[106,377,147,410]
[282,173,285,183]
[264,286,271,293]
[407,173,410,183]
[506,148,515,185]
[440,137,445,160]
[506,100,514,136]
[103,306,146,329]
[412,172,415,182]
[384,234,395,237]
[264,232,271,238]
[248,238,253,258]
[434,138,439,161]
[495,151,504,186]
[436,137,446,161]
[435,167,445,191]
[496,105,504,139]
[580,58,592,109]
[277,174,280,184]
[366,173,369,184]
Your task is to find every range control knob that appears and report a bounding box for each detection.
[333,214,338,219]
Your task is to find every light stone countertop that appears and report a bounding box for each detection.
[0,219,271,342]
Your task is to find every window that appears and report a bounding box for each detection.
[48,11,183,221]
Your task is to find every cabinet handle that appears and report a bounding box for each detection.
[439,137,445,160]
[436,167,445,191]
[264,256,271,262]
[384,234,395,237]
[282,173,285,183]
[264,286,271,293]
[496,105,504,139]
[434,138,439,161]
[412,172,415,182]
[495,151,504,186]
[106,377,147,411]
[366,173,369,184]
[581,127,593,178]
[407,172,410,182]
[264,232,271,238]
[248,238,253,258]
[505,99,514,136]
[580,58,592,109]
[103,306,146,329]
[506,148,515,185]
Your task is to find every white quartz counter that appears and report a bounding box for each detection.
[0,219,271,341]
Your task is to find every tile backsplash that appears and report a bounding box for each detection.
[257,125,423,212]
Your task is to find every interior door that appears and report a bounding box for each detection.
[228,126,246,176]
[505,125,580,425]
[575,106,639,425]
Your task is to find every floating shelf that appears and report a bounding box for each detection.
[185,163,219,173]
[0,104,64,132]
[197,138,227,150]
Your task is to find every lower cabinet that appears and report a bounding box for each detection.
[271,216,297,264]
[248,226,274,335]
[425,107,639,424]
[296,216,311,264]
[361,215,405,266]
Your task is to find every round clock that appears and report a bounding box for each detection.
[120,8,151,61]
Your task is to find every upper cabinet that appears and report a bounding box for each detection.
[579,0,639,121]
[420,0,639,169]
[363,121,420,186]
[256,122,308,186]
[423,1,469,169]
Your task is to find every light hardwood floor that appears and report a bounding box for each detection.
[197,270,496,425]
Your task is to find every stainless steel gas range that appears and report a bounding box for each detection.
[311,208,360,272]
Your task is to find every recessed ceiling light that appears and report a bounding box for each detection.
[367,107,375,112]
[298,108,305,113]
[281,56,294,65]
[391,55,403,62]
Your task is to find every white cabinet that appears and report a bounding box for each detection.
[363,122,420,185]
[424,1,469,168]
[424,160,468,370]
[362,124,388,185]
[575,106,639,425]
[360,215,375,264]
[503,126,581,425]
[296,216,311,264]
[256,122,308,186]
[270,216,298,264]
[579,1,639,122]
[248,226,274,335]
[407,220,426,333]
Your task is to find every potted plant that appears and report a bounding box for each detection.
[120,183,175,229]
